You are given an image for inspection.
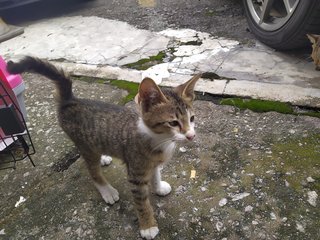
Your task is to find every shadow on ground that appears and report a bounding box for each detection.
[0,73,319,239]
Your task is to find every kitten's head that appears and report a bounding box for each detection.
[307,34,320,71]
[136,74,201,142]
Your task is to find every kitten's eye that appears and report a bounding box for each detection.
[168,120,180,127]
[190,116,195,122]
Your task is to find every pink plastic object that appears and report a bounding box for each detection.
[0,57,23,140]
[0,56,23,89]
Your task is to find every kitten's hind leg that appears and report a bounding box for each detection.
[100,155,113,166]
[152,166,171,196]
[82,152,119,205]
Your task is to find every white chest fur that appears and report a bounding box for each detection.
[137,118,176,161]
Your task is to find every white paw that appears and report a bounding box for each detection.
[100,155,112,166]
[140,226,159,239]
[95,183,119,205]
[155,181,171,196]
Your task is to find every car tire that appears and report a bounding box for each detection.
[243,0,320,50]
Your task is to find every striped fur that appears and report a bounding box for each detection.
[7,56,201,239]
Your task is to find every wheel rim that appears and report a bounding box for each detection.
[246,0,300,31]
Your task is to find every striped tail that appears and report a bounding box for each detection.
[7,56,73,102]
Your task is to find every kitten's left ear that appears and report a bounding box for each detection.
[175,73,202,103]
[307,34,319,44]
[138,77,168,112]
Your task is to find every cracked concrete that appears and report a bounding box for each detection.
[0,16,319,107]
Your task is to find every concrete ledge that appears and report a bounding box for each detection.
[56,61,320,108]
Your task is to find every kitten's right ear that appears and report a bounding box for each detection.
[138,77,168,112]
[307,34,318,44]
[175,73,202,104]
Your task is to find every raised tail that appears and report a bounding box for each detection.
[7,56,73,102]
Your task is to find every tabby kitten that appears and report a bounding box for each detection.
[307,34,320,70]
[7,57,201,240]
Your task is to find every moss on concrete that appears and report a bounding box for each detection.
[71,76,139,105]
[272,134,320,191]
[220,98,294,114]
[220,98,320,118]
[109,79,139,104]
[298,111,320,118]
[71,75,106,84]
[123,51,166,70]
[242,134,320,192]
[237,133,320,239]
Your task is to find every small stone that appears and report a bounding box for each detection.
[296,222,305,233]
[289,129,295,134]
[0,229,5,235]
[270,212,277,220]
[179,147,187,153]
[15,196,26,208]
[307,177,315,183]
[245,205,253,212]
[200,187,207,192]
[285,180,290,187]
[66,227,71,233]
[282,217,288,222]
[231,192,250,201]
[159,210,166,218]
[219,198,228,207]
[100,155,112,166]
[23,172,30,177]
[216,221,223,232]
[252,220,259,225]
[307,191,317,207]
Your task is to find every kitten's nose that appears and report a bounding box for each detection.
[186,134,195,141]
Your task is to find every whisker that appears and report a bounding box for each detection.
[151,138,174,153]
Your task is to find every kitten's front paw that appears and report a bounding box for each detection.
[100,155,112,166]
[140,226,159,240]
[155,181,171,196]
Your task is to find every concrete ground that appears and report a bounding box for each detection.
[0,73,319,239]
[0,1,319,239]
